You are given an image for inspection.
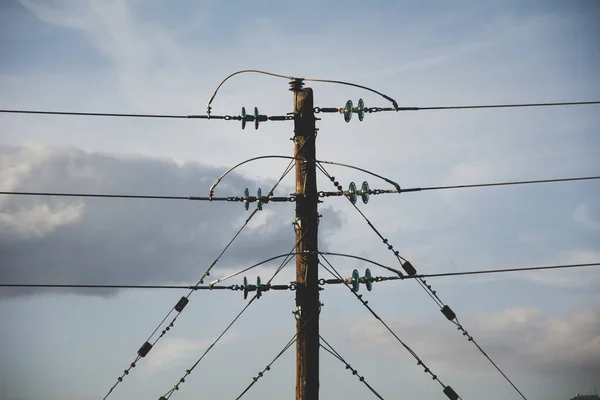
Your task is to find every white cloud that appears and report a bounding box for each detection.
[0,202,84,240]
[145,336,224,373]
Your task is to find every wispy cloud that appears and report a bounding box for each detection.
[144,336,233,373]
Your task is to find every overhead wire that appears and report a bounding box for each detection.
[320,335,385,400]
[318,254,461,400]
[160,237,299,399]
[390,100,600,111]
[234,313,316,400]
[100,161,295,399]
[0,191,228,201]
[317,162,525,399]
[395,176,600,194]
[6,262,598,290]
[4,175,598,203]
[0,109,216,119]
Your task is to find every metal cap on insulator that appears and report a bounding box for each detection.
[137,341,153,358]
[174,296,189,312]
[402,260,417,276]
[443,385,459,400]
[441,305,456,321]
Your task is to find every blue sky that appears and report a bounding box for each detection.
[1,1,599,399]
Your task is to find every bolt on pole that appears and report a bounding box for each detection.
[291,80,320,400]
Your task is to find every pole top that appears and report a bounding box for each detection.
[289,78,305,92]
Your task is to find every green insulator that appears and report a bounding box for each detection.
[256,276,262,299]
[243,277,249,300]
[244,188,250,211]
[361,181,370,204]
[344,100,353,123]
[351,269,360,292]
[241,107,247,130]
[357,98,365,121]
[254,107,260,130]
[365,268,373,291]
[348,182,358,204]
[257,188,262,210]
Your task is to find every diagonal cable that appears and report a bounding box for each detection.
[320,335,385,399]
[101,162,295,399]
[319,254,461,400]
[316,163,526,399]
[234,313,315,400]
[160,244,297,399]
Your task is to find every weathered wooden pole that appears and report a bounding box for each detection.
[291,80,320,400]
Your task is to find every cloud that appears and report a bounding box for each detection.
[349,307,600,381]
[0,202,84,240]
[144,336,229,373]
[0,143,342,298]
[574,203,600,231]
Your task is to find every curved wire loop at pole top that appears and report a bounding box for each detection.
[208,251,403,287]
[206,69,399,116]
[209,155,401,198]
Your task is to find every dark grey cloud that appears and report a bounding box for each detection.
[0,144,342,297]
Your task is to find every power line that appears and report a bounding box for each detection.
[0,109,213,119]
[399,176,600,193]
[3,102,598,123]
[234,314,315,400]
[5,262,597,290]
[5,175,597,204]
[0,191,225,201]
[159,242,297,400]
[319,254,461,400]
[320,335,385,400]
[317,163,525,400]
[395,100,600,111]
[101,162,295,399]
[413,262,600,279]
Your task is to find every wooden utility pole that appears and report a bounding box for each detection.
[292,81,320,400]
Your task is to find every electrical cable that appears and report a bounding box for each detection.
[320,335,385,400]
[234,313,316,400]
[318,254,461,400]
[6,175,597,203]
[396,176,600,194]
[5,262,596,290]
[160,242,296,399]
[317,163,522,399]
[390,100,600,112]
[206,69,399,115]
[101,162,294,399]
[209,156,400,197]
[0,191,227,201]
[0,109,219,119]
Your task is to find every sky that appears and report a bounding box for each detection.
[1,1,599,399]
